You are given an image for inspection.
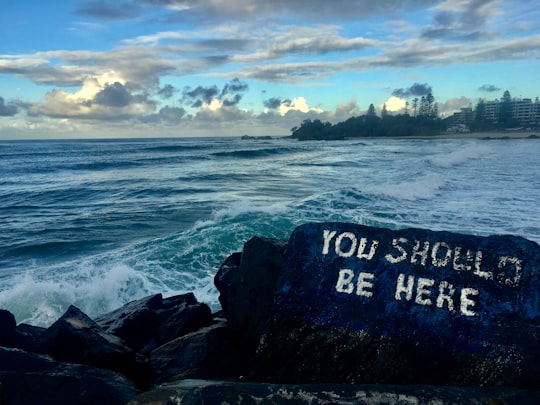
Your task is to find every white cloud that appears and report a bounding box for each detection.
[382,96,407,112]
[277,97,323,116]
[72,71,126,100]
[202,98,223,112]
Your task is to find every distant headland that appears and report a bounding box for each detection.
[290,90,540,140]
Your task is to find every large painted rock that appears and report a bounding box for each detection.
[254,222,540,387]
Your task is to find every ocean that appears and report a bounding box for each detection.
[1,136,539,327]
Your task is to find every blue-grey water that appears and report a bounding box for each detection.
[1,136,539,326]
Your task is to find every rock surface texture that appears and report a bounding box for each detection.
[1,222,540,404]
[250,223,540,387]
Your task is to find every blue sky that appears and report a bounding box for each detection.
[1,0,539,138]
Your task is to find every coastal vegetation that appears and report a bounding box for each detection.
[291,90,537,140]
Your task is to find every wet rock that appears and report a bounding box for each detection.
[96,293,162,352]
[37,305,143,383]
[0,347,137,405]
[97,292,213,354]
[223,236,287,346]
[150,320,254,383]
[0,309,16,346]
[14,323,46,352]
[128,379,540,405]
[214,251,241,316]
[155,293,213,345]
[253,222,540,387]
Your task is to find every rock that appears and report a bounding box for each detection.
[223,236,287,346]
[96,293,162,352]
[0,310,46,352]
[150,320,254,383]
[0,347,137,405]
[97,292,213,354]
[214,251,241,316]
[14,323,46,352]
[155,293,213,345]
[37,305,144,384]
[253,222,540,387]
[128,379,540,405]
[0,309,16,346]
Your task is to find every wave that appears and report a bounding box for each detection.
[211,146,298,159]
[428,143,492,168]
[363,173,445,201]
[0,260,156,326]
[68,160,144,171]
[142,144,208,153]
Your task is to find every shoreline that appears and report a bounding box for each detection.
[388,130,540,140]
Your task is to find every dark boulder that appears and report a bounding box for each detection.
[230,222,540,388]
[37,305,144,384]
[96,292,213,354]
[214,251,241,316]
[149,320,254,383]
[222,236,287,347]
[96,293,162,352]
[0,309,16,346]
[155,292,213,345]
[0,309,46,352]
[0,347,137,405]
[128,379,540,405]
[14,323,46,352]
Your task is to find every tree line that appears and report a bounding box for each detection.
[291,90,534,140]
[291,92,443,140]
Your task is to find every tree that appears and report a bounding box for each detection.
[475,99,486,122]
[418,96,428,117]
[412,98,419,117]
[432,102,438,119]
[499,90,514,126]
[418,93,437,119]
[381,103,389,119]
[367,103,376,117]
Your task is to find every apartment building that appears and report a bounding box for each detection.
[480,98,540,125]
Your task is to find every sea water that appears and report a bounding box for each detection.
[1,136,539,326]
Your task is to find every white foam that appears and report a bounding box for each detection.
[364,173,445,201]
[428,143,492,168]
[0,260,156,327]
[212,199,289,220]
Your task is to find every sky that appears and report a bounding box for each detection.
[1,0,539,139]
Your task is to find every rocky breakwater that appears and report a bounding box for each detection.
[2,222,540,404]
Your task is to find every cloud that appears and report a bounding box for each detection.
[158,84,177,99]
[93,82,134,107]
[143,0,436,22]
[182,85,219,108]
[263,97,286,110]
[233,26,379,63]
[239,60,338,83]
[438,96,472,117]
[382,96,407,112]
[276,97,323,116]
[478,84,501,92]
[0,97,19,117]
[76,1,141,20]
[27,74,156,121]
[181,78,248,108]
[422,0,501,42]
[141,105,186,124]
[220,78,248,98]
[392,83,433,98]
[333,99,362,121]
